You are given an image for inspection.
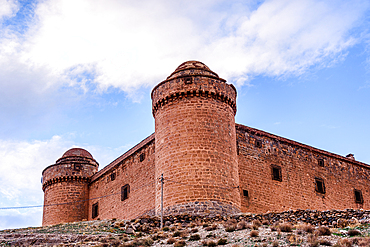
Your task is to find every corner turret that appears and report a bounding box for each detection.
[42,148,98,225]
[152,61,240,216]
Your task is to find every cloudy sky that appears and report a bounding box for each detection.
[0,0,369,230]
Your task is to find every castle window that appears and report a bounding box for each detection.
[74,164,82,171]
[354,189,363,204]
[121,184,130,201]
[110,172,116,181]
[271,165,282,182]
[255,139,262,148]
[92,202,99,219]
[243,190,249,198]
[139,153,145,162]
[318,159,324,167]
[315,178,326,194]
[184,76,192,84]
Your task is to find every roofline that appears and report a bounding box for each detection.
[236,123,370,169]
[90,133,155,182]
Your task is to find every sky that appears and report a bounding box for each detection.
[0,0,369,230]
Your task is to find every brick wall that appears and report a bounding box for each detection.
[42,181,89,225]
[88,137,156,221]
[237,124,370,213]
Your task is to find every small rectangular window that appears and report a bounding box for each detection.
[354,189,363,204]
[318,159,324,167]
[121,184,130,201]
[74,164,82,171]
[315,178,326,194]
[271,165,282,182]
[243,190,249,197]
[255,139,262,148]
[92,202,98,219]
[184,76,192,84]
[139,153,145,162]
[110,172,116,181]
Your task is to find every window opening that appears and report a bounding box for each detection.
[74,164,82,171]
[139,153,145,162]
[92,202,98,218]
[318,159,324,167]
[243,190,249,197]
[315,178,326,194]
[110,172,116,181]
[255,139,262,148]
[354,189,363,204]
[271,165,282,182]
[121,184,130,201]
[184,76,192,84]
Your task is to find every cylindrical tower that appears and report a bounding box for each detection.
[42,148,98,226]
[152,61,241,215]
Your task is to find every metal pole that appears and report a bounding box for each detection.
[160,173,164,229]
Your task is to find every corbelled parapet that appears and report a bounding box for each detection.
[151,61,237,116]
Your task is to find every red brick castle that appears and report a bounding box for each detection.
[42,61,370,226]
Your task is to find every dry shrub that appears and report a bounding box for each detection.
[174,240,186,247]
[347,229,361,236]
[297,223,314,234]
[262,220,270,225]
[173,231,181,237]
[217,238,228,245]
[189,234,201,241]
[205,240,217,246]
[337,219,349,228]
[205,224,218,231]
[270,225,277,231]
[316,226,331,236]
[170,226,177,231]
[279,223,293,232]
[357,237,370,246]
[236,220,247,230]
[191,228,198,233]
[225,225,236,232]
[250,230,259,237]
[272,241,279,247]
[167,238,176,244]
[307,234,319,247]
[336,238,352,247]
[252,220,262,228]
[203,223,209,228]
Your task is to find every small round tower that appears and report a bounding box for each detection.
[42,148,98,226]
[152,61,241,215]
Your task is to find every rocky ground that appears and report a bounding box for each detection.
[1,209,370,246]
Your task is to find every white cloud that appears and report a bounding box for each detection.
[203,0,369,84]
[0,0,18,21]
[0,0,367,96]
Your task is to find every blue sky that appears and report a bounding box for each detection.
[0,0,369,230]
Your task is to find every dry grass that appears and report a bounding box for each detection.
[316,226,331,236]
[279,222,293,232]
[296,223,314,234]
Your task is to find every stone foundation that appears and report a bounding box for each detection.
[162,201,240,216]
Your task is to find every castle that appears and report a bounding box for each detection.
[42,61,370,226]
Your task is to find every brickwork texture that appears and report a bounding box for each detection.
[42,61,370,226]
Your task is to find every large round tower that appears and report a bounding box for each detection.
[152,61,241,215]
[42,148,98,226]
